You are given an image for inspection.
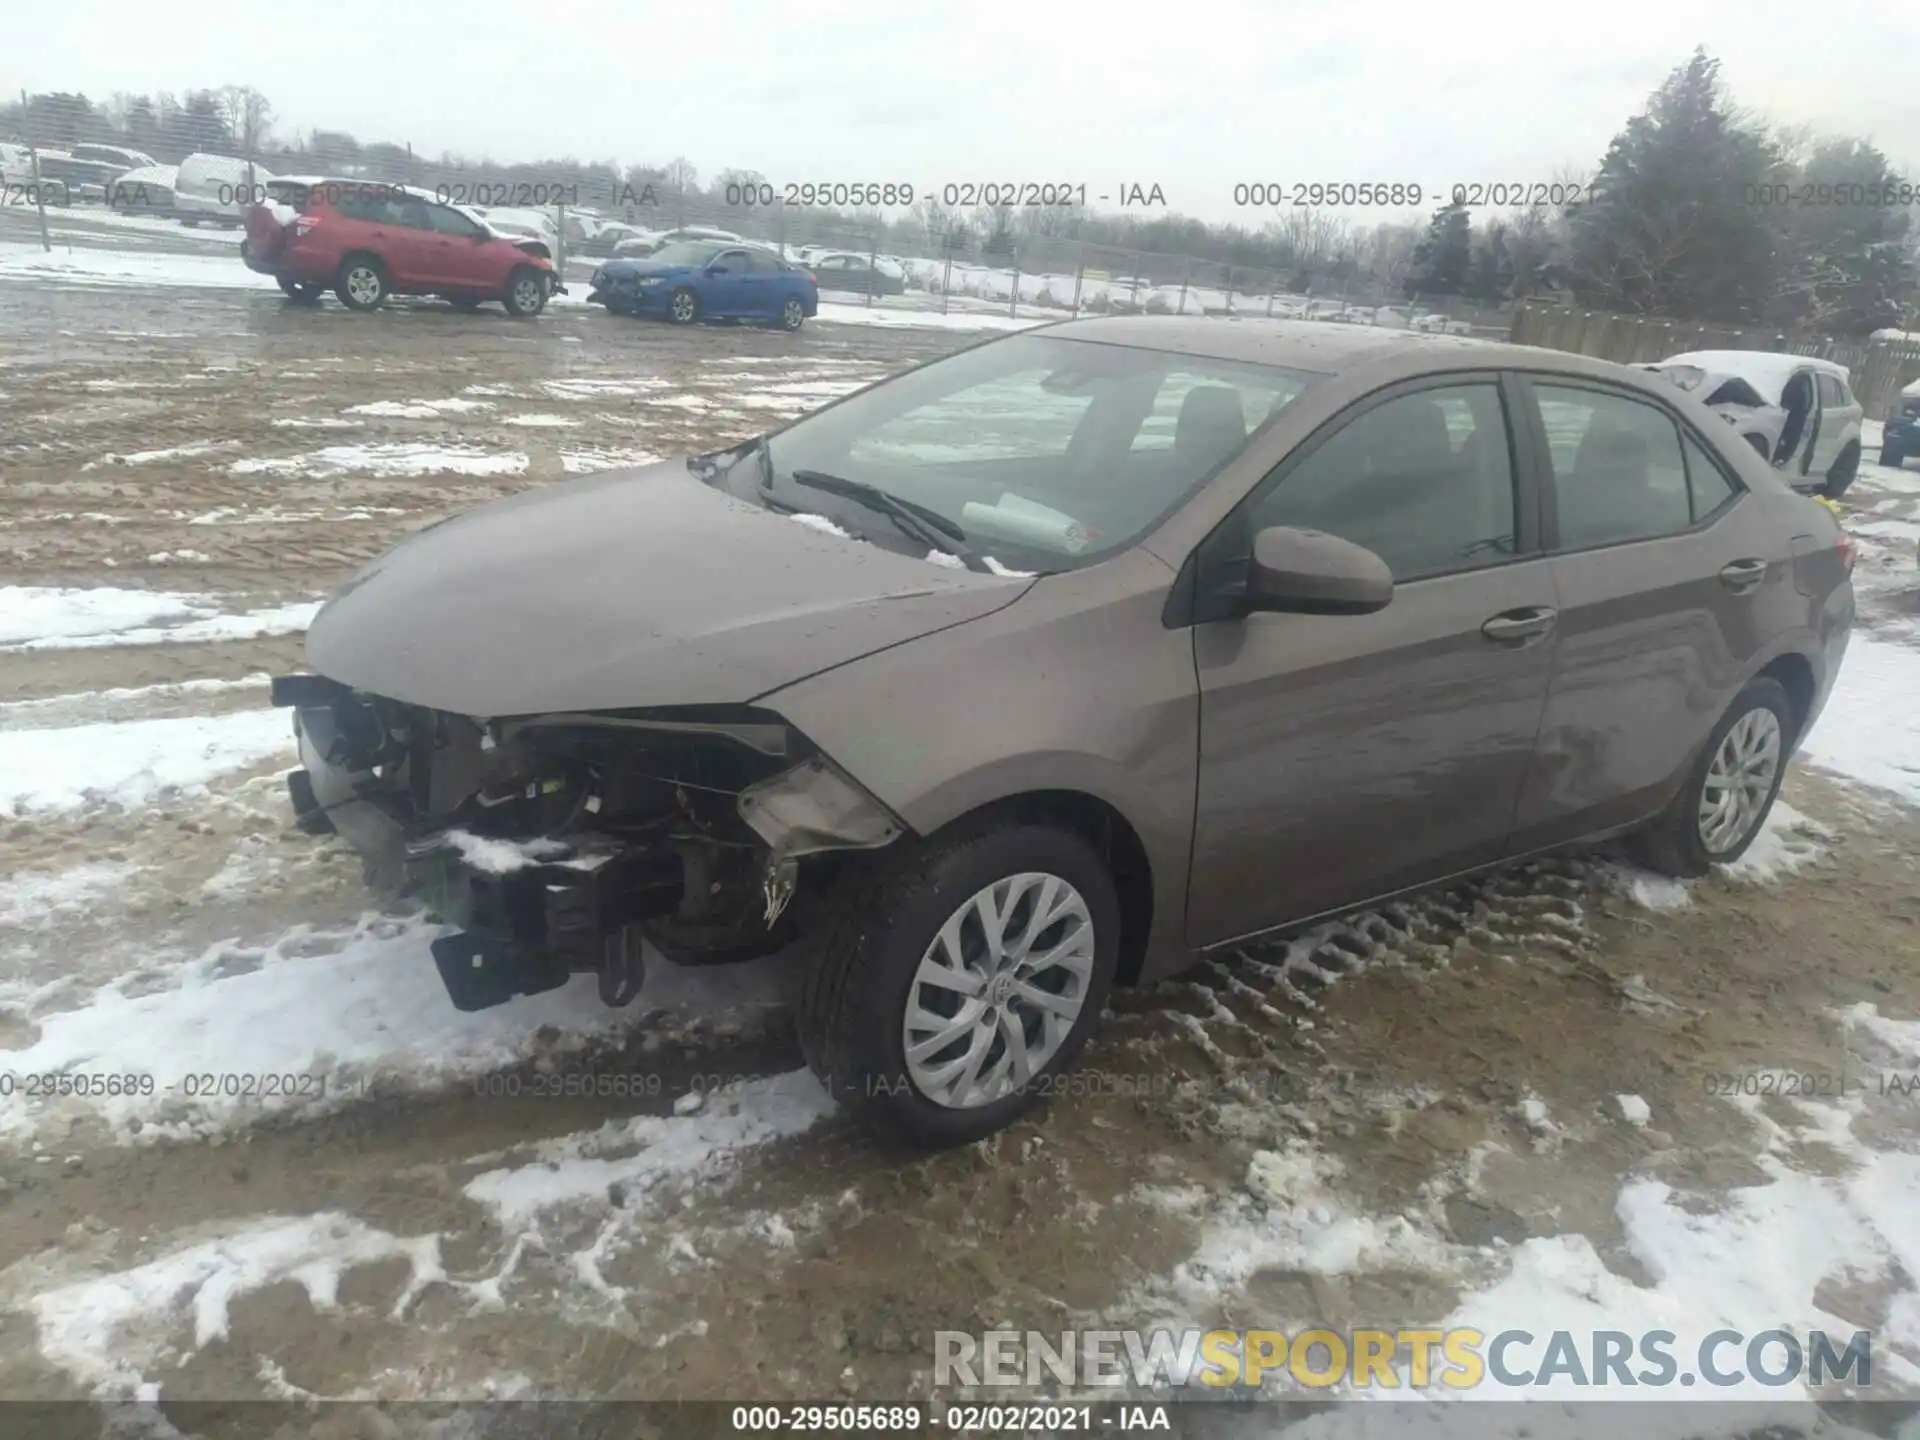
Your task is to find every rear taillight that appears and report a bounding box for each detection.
[293,215,318,236]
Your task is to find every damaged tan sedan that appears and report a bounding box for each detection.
[276,318,1854,1146]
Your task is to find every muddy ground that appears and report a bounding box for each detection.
[2,267,1920,1436]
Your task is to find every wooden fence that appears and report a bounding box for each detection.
[1508,302,1920,420]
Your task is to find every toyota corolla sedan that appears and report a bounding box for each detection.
[273,318,1855,1147]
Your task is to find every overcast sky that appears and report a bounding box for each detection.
[10,0,1918,223]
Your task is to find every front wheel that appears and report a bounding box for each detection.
[502,267,548,318]
[668,287,700,324]
[797,822,1121,1148]
[1631,677,1795,878]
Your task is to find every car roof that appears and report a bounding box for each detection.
[1031,315,1661,387]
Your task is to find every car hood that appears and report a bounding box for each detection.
[305,461,1028,717]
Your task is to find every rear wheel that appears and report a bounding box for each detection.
[502,267,548,318]
[668,287,700,324]
[336,256,388,311]
[797,822,1120,1148]
[1631,677,1795,878]
[776,295,806,331]
[277,276,324,303]
[1822,442,1860,500]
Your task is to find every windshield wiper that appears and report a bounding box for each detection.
[788,469,987,571]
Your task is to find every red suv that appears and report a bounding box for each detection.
[243,179,563,316]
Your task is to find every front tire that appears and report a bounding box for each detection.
[797,822,1121,1148]
[336,256,388,311]
[502,267,548,318]
[668,287,700,324]
[1632,677,1795,878]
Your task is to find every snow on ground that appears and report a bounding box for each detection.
[0,587,319,652]
[1801,632,1920,803]
[342,397,494,419]
[232,444,527,479]
[463,1070,832,1228]
[814,301,1043,332]
[0,708,294,817]
[0,905,797,1143]
[0,1067,828,1398]
[0,243,274,292]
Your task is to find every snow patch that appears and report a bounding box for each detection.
[233,444,527,479]
[463,1069,833,1228]
[1801,633,1920,803]
[11,1213,445,1396]
[0,709,294,817]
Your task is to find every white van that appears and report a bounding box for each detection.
[174,153,272,228]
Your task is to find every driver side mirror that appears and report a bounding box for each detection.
[1243,526,1393,615]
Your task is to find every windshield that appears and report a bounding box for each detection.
[705,333,1319,573]
[648,241,724,267]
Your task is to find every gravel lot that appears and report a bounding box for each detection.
[3,235,1920,1433]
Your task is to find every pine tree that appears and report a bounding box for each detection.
[1405,202,1471,298]
[1566,48,1779,322]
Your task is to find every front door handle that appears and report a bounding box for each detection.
[1481,606,1558,646]
[1719,558,1768,592]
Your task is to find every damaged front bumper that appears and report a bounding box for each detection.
[272,673,904,1013]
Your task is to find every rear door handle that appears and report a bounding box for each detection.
[1719,558,1768,592]
[1481,607,1558,646]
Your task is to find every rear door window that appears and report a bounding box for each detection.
[1532,384,1692,549]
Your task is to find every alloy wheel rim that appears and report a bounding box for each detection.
[783,299,802,327]
[673,293,694,320]
[1698,707,1782,853]
[348,268,379,304]
[901,871,1095,1109]
[514,277,541,309]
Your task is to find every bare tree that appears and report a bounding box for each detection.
[1365,221,1420,295]
[216,85,273,158]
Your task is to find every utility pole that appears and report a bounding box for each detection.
[22,91,50,252]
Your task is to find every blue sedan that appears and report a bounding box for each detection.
[588,240,819,330]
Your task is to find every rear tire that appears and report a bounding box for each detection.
[502,267,548,318]
[1631,677,1795,878]
[668,287,700,325]
[796,822,1121,1148]
[336,256,388,311]
[775,295,806,331]
[1822,442,1860,500]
